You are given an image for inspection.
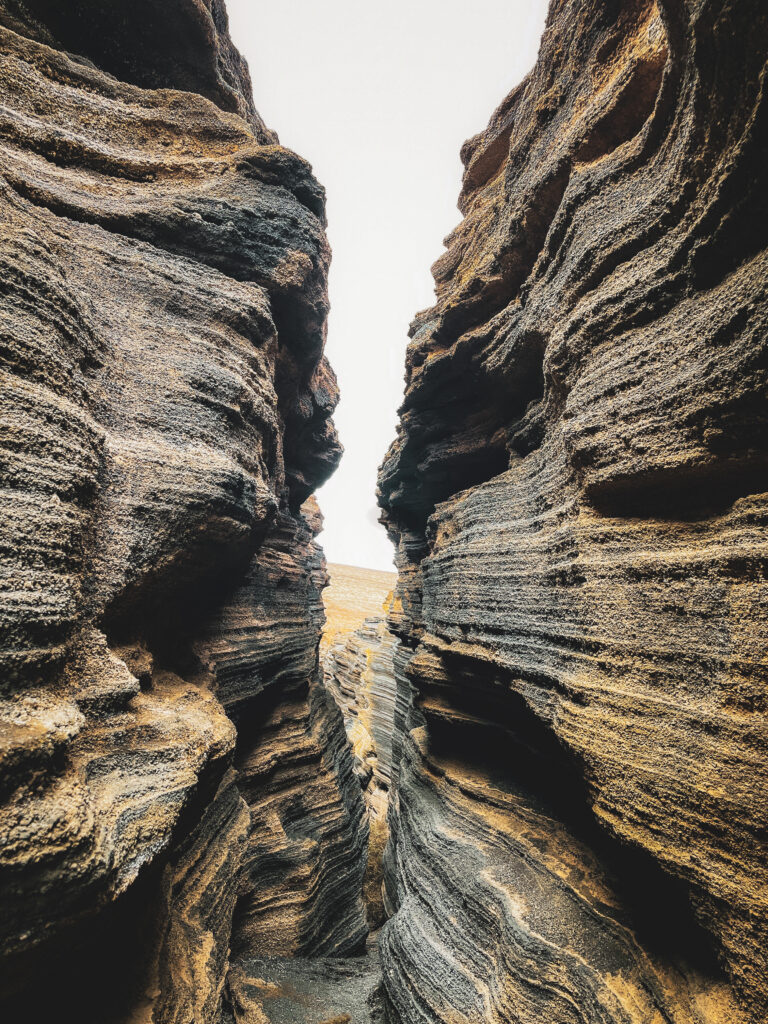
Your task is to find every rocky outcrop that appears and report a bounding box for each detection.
[379,640,414,922]
[0,4,365,1023]
[0,0,270,135]
[200,506,369,961]
[320,562,397,660]
[379,1,768,1022]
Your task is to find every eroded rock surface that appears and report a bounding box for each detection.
[320,562,397,660]
[378,0,768,1022]
[323,612,400,933]
[0,5,364,1022]
[325,616,399,819]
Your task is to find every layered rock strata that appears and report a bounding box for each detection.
[199,505,368,961]
[323,612,399,928]
[0,5,365,1023]
[324,616,399,818]
[320,562,397,660]
[379,1,768,1022]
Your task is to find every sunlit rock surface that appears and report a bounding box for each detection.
[320,562,397,660]
[0,3,364,1021]
[378,0,768,1022]
[322,573,400,930]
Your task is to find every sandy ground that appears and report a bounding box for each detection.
[228,933,385,1023]
[321,563,396,659]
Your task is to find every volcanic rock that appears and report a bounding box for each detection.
[0,4,362,1022]
[378,1,768,1022]
[228,938,386,1024]
[324,616,399,818]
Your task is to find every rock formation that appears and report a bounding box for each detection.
[378,1,768,1022]
[0,4,366,1022]
[324,612,399,931]
[3,0,768,1022]
[325,615,399,819]
[229,940,387,1024]
[320,562,398,660]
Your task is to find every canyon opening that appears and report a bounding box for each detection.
[1,2,767,1024]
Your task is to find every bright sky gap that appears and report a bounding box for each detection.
[226,1,548,569]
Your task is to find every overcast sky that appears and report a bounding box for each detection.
[226,1,548,570]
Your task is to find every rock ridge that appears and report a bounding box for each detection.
[324,615,399,819]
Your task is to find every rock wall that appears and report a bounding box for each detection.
[378,1,768,1022]
[0,4,366,1022]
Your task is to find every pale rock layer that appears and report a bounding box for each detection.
[325,615,399,818]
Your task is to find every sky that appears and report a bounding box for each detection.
[226,1,549,570]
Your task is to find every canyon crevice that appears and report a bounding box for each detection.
[1,1,767,1023]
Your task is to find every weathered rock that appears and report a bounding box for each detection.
[379,640,415,921]
[0,0,271,137]
[197,506,369,961]
[324,613,400,931]
[232,673,368,959]
[324,616,399,818]
[0,5,361,1022]
[378,1,768,1022]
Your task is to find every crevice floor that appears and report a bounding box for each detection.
[227,934,386,1024]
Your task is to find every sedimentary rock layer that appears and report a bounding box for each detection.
[198,505,369,961]
[0,0,271,135]
[0,5,363,1022]
[324,615,399,817]
[379,1,768,1022]
[228,939,386,1024]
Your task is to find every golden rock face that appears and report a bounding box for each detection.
[378,0,768,1021]
[1,1,767,1022]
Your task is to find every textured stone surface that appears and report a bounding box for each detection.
[324,613,400,930]
[0,0,272,136]
[194,506,369,961]
[231,673,368,959]
[0,5,362,1022]
[379,641,414,922]
[324,615,399,818]
[378,1,768,1022]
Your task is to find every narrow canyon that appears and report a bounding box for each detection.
[0,1,766,1023]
